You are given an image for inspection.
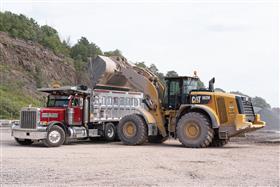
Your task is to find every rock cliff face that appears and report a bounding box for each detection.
[0,32,78,95]
[0,32,89,118]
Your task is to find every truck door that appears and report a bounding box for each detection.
[71,97,82,125]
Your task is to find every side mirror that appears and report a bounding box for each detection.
[44,96,48,107]
[209,77,215,92]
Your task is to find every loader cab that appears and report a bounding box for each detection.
[165,76,200,109]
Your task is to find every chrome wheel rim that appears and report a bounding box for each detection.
[107,126,114,138]
[49,130,61,144]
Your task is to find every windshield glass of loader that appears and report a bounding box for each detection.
[183,79,198,94]
[47,96,69,107]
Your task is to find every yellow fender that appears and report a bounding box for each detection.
[177,104,220,128]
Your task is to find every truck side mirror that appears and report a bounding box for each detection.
[209,77,215,92]
[44,96,48,106]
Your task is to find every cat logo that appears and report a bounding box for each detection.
[191,96,201,104]
[191,95,211,104]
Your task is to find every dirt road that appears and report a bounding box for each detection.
[1,127,279,186]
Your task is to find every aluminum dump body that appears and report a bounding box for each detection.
[90,89,144,122]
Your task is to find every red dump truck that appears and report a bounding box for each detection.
[11,85,144,147]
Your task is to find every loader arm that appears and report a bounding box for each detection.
[93,55,167,136]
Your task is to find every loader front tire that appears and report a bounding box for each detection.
[176,112,214,148]
[117,114,148,145]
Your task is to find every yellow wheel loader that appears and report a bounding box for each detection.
[90,55,265,148]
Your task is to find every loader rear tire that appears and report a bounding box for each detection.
[117,114,148,145]
[148,135,168,144]
[176,112,214,148]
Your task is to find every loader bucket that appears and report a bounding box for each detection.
[89,55,129,87]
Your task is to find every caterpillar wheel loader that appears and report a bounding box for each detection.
[90,55,265,148]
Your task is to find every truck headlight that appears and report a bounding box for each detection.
[40,121,48,125]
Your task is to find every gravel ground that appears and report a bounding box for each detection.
[1,127,279,186]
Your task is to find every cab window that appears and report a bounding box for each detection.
[169,81,180,96]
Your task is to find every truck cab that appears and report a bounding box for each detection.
[12,86,91,147]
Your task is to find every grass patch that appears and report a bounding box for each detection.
[0,85,43,119]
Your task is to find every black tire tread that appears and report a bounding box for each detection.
[43,125,65,147]
[104,123,117,141]
[117,114,148,145]
[176,112,214,148]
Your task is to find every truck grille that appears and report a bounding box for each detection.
[20,110,37,129]
[236,96,255,122]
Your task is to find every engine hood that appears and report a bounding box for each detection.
[40,107,66,122]
[191,91,237,99]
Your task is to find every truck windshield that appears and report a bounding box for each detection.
[47,97,69,107]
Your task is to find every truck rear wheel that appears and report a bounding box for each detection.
[176,112,214,148]
[43,125,65,147]
[148,135,168,144]
[117,114,148,145]
[104,123,116,141]
[15,138,33,145]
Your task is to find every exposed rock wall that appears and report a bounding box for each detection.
[0,32,78,98]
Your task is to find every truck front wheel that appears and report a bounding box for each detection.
[176,112,214,148]
[43,125,65,147]
[15,138,33,145]
[117,114,148,145]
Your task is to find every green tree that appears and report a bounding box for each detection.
[134,62,147,69]
[40,25,66,55]
[166,70,178,77]
[0,11,40,41]
[252,96,271,109]
[0,11,70,56]
[104,49,122,57]
[70,37,102,62]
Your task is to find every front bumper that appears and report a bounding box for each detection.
[11,125,47,140]
[220,114,265,138]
